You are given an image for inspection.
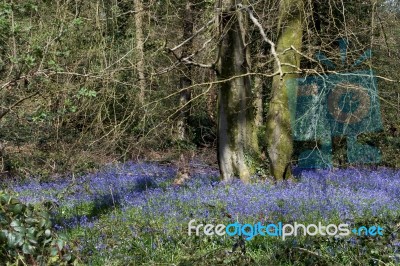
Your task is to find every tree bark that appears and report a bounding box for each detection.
[176,2,194,141]
[217,0,257,182]
[134,0,146,105]
[266,0,304,180]
[103,0,114,38]
[253,73,263,128]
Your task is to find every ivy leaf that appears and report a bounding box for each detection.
[10,220,21,227]
[50,246,58,257]
[22,243,34,254]
[7,232,16,247]
[11,204,24,214]
[56,239,64,250]
[25,218,39,224]
[13,226,26,234]
[15,234,24,246]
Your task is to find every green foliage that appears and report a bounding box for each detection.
[76,87,97,99]
[0,191,77,265]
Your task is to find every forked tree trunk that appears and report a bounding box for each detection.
[176,2,194,141]
[266,0,304,180]
[217,1,258,182]
[134,0,146,105]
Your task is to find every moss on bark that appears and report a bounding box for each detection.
[266,0,304,180]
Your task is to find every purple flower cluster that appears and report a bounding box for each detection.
[142,167,399,223]
[7,162,400,231]
[10,162,177,205]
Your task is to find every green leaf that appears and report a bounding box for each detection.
[10,220,21,227]
[0,194,9,204]
[25,218,39,224]
[28,238,38,245]
[13,226,26,234]
[37,230,43,237]
[7,232,16,247]
[63,253,72,261]
[50,246,58,256]
[11,204,24,214]
[0,230,8,241]
[15,234,23,246]
[39,218,46,228]
[72,17,83,26]
[9,198,20,205]
[27,227,36,235]
[56,239,64,250]
[22,243,34,254]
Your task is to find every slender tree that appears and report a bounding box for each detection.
[134,0,146,105]
[175,2,194,141]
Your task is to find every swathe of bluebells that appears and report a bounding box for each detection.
[10,162,177,206]
[6,162,400,232]
[135,167,400,227]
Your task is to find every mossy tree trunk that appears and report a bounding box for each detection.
[266,0,304,180]
[253,72,264,128]
[217,0,258,182]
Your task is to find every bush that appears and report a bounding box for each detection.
[0,190,77,265]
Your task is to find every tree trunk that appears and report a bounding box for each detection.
[176,2,194,141]
[134,0,146,105]
[266,0,304,180]
[217,1,257,182]
[103,0,115,39]
[253,73,263,128]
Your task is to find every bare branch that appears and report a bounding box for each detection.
[169,18,215,52]
[0,92,38,121]
[239,4,283,77]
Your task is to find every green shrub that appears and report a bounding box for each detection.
[0,190,77,265]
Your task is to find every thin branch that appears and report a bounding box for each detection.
[168,37,215,70]
[144,71,281,109]
[180,58,214,69]
[239,4,283,77]
[169,17,215,52]
[0,92,38,121]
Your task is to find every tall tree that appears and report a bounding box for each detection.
[217,0,258,182]
[266,0,304,180]
[175,2,194,141]
[134,0,146,105]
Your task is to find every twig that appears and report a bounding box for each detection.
[0,92,38,121]
[239,4,283,77]
[294,247,323,257]
[169,18,215,52]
